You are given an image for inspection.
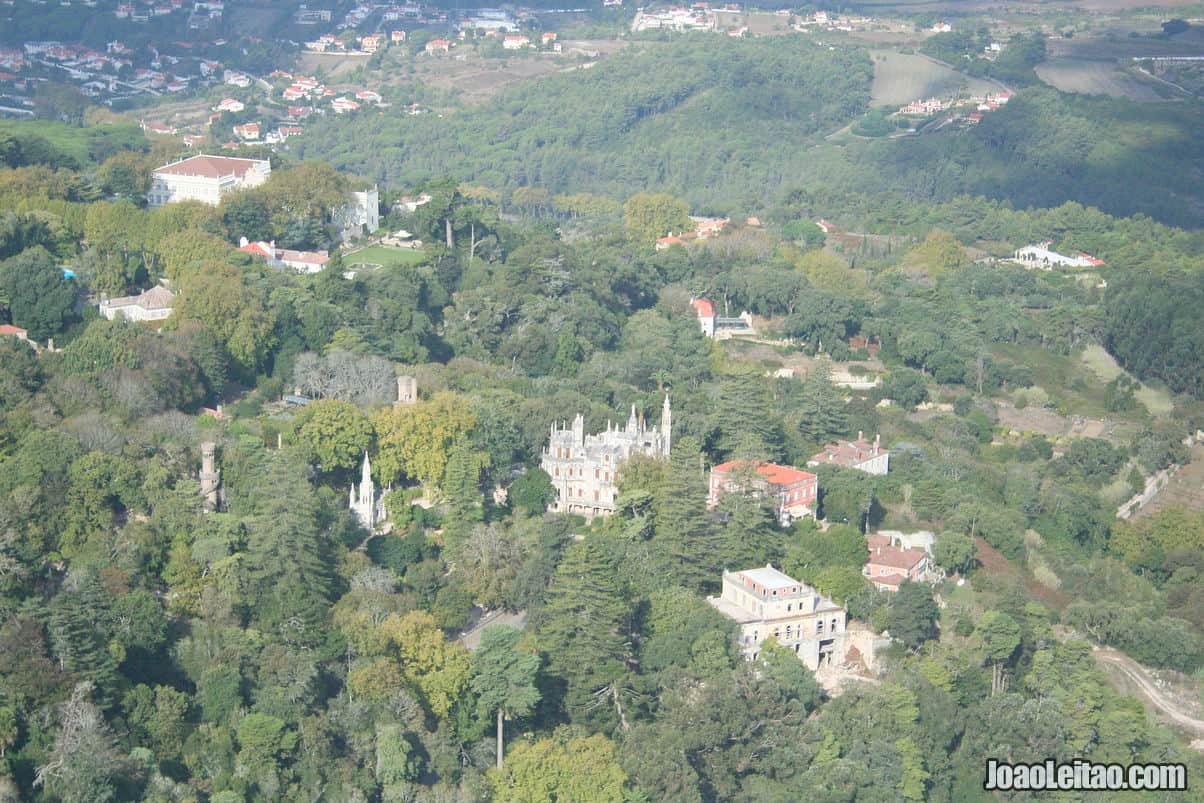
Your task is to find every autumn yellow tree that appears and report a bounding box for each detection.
[623,192,692,244]
[172,261,276,372]
[372,391,477,492]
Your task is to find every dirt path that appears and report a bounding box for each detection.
[1092,648,1204,738]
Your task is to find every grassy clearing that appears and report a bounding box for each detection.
[1080,344,1174,417]
[344,245,427,267]
[993,343,1113,417]
[0,119,143,166]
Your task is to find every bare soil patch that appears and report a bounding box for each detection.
[973,537,1071,610]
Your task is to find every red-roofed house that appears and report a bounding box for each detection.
[0,324,29,342]
[807,432,889,476]
[237,237,330,274]
[355,89,382,104]
[391,30,407,44]
[709,460,818,523]
[503,34,530,49]
[863,533,938,591]
[232,122,260,140]
[690,297,715,337]
[148,154,270,206]
[360,33,386,53]
[141,120,177,135]
[331,97,361,113]
[425,39,451,54]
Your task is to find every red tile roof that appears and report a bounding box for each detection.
[153,154,265,179]
[0,324,27,336]
[713,460,816,488]
[867,544,925,571]
[691,297,715,318]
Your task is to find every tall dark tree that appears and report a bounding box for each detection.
[471,625,541,770]
[0,246,76,342]
[653,436,721,590]
[538,539,630,725]
[716,464,781,570]
[797,360,848,445]
[889,581,940,650]
[712,368,782,461]
[244,453,335,636]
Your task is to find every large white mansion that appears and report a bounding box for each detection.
[147,154,271,207]
[709,565,848,670]
[540,396,671,519]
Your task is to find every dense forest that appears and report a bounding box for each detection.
[295,37,873,210]
[297,40,1204,229]
[3,17,1204,797]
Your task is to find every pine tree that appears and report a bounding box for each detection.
[652,436,722,590]
[440,443,488,557]
[797,359,848,445]
[48,574,120,709]
[716,464,781,570]
[471,626,540,770]
[244,454,334,637]
[538,539,629,721]
[713,368,782,461]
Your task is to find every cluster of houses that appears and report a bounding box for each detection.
[632,4,718,33]
[895,90,1011,126]
[796,10,878,32]
[654,215,731,250]
[6,27,251,105]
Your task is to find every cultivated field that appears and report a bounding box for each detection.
[869,50,999,106]
[1035,58,1168,100]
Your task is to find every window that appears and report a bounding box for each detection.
[817,620,824,634]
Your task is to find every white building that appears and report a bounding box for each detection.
[148,154,270,207]
[1010,242,1105,270]
[336,186,381,237]
[807,432,890,476]
[238,238,330,273]
[99,285,175,321]
[708,565,848,670]
[541,397,671,520]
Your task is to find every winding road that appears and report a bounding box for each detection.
[1092,648,1204,738]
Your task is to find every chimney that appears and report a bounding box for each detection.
[858,430,863,442]
[239,236,248,247]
